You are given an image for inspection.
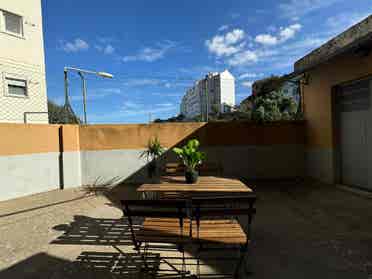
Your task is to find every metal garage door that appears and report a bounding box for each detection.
[336,78,371,190]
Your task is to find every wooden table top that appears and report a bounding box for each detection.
[137,176,253,193]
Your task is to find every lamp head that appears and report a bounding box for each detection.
[98,72,114,79]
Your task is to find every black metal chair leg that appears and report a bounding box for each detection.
[234,244,248,279]
[196,245,201,278]
[140,243,151,272]
[181,247,186,279]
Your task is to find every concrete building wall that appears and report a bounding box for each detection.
[181,70,236,119]
[0,0,48,123]
[301,50,372,184]
[219,70,235,111]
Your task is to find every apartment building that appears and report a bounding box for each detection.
[180,70,235,119]
[0,0,48,123]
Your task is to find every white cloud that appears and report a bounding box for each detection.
[122,78,181,88]
[123,79,162,87]
[120,101,176,117]
[122,41,177,62]
[218,25,229,32]
[255,34,278,46]
[59,38,89,53]
[241,81,253,87]
[122,101,142,109]
[54,87,122,103]
[225,29,245,44]
[238,73,262,80]
[95,44,115,55]
[279,23,302,41]
[205,29,245,57]
[255,23,302,46]
[103,44,115,55]
[228,50,258,66]
[326,12,370,34]
[228,49,276,67]
[157,103,174,107]
[279,0,340,19]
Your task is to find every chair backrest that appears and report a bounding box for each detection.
[164,163,185,176]
[198,162,223,176]
[164,162,223,176]
[121,199,188,248]
[121,199,188,218]
[191,195,256,217]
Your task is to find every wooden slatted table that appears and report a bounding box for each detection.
[137,176,253,195]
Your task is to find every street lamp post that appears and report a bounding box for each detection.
[64,67,113,124]
[78,72,88,124]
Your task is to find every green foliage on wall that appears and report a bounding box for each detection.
[48,100,81,124]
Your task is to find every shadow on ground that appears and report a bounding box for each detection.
[2,180,372,278]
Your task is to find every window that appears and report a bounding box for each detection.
[0,10,23,37]
[5,77,28,97]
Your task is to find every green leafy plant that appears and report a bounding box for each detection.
[140,137,165,162]
[140,137,164,178]
[173,139,205,171]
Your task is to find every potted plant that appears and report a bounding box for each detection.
[140,137,165,181]
[173,139,205,184]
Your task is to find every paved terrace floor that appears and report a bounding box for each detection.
[0,180,372,278]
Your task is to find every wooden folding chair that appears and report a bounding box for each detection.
[164,163,185,176]
[121,199,190,276]
[190,196,256,279]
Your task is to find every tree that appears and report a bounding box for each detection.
[48,100,80,124]
[252,75,285,96]
[250,91,298,122]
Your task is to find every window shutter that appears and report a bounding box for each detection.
[4,11,23,35]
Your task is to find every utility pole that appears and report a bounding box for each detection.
[78,72,88,124]
[64,67,113,125]
[205,76,209,122]
[63,70,69,124]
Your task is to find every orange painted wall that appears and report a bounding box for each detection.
[303,51,372,149]
[61,125,80,152]
[78,121,305,151]
[0,121,305,156]
[78,123,206,150]
[0,124,60,156]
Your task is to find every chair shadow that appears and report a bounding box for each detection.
[75,251,161,278]
[51,214,250,278]
[51,215,137,246]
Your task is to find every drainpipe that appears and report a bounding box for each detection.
[58,126,64,190]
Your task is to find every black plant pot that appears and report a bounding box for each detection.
[185,169,198,184]
[147,161,157,178]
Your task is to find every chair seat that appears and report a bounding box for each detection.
[137,218,190,244]
[192,219,247,245]
[137,218,248,245]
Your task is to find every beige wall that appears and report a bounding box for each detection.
[0,0,45,69]
[303,51,372,149]
[302,51,372,183]
[0,0,48,123]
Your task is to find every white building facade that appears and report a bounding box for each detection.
[180,70,235,119]
[0,0,48,123]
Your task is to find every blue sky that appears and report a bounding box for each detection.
[43,0,372,123]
